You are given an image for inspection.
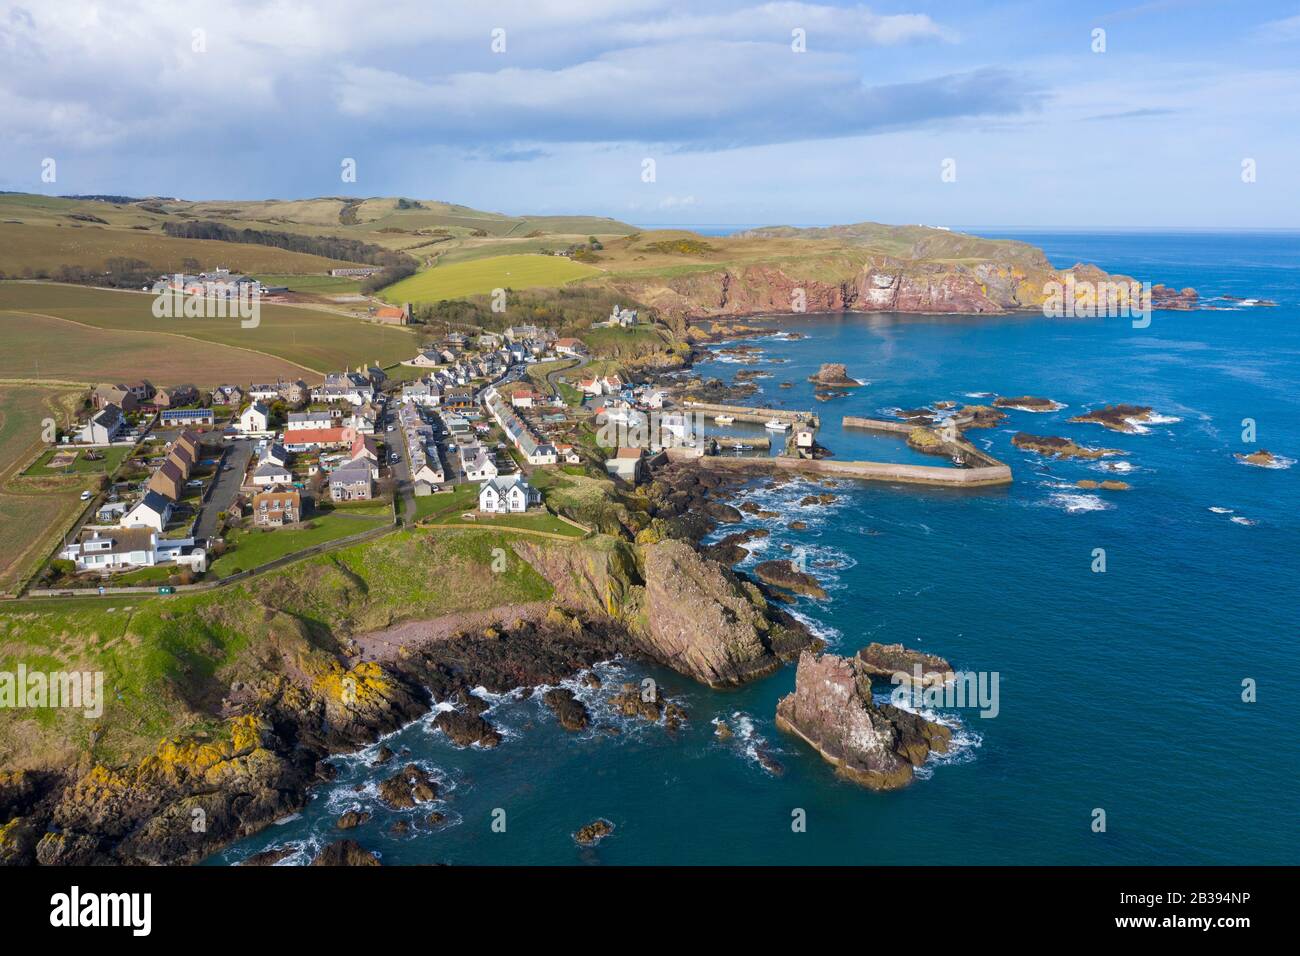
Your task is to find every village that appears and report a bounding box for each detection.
[28,304,790,594]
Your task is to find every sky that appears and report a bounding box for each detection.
[2,0,1298,228]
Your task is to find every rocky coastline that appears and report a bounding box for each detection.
[1,461,824,866]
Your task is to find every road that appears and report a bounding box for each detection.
[543,354,588,399]
[381,402,416,524]
[194,438,253,542]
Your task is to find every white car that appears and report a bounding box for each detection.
[79,490,93,501]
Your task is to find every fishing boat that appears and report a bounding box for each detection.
[764,419,791,431]
[714,414,735,424]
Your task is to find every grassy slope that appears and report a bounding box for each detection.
[381,254,601,304]
[0,526,555,768]
[207,511,392,576]
[0,282,417,375]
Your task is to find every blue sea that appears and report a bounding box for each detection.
[212,231,1299,866]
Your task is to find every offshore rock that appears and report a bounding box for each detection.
[776,650,951,791]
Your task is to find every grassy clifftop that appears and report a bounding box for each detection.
[0,527,553,770]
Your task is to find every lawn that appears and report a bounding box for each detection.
[0,282,418,376]
[22,445,132,476]
[207,510,392,577]
[414,481,585,537]
[110,565,177,585]
[380,254,600,305]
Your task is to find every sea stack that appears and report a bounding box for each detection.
[775,650,951,790]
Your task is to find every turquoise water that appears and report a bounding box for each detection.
[213,232,1299,865]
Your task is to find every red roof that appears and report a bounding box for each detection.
[284,427,352,445]
[375,306,405,318]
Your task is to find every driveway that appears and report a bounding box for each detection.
[194,438,253,542]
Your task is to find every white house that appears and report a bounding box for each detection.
[460,445,498,481]
[287,410,335,430]
[78,404,125,444]
[253,461,293,487]
[61,527,159,571]
[239,402,270,435]
[478,475,539,514]
[120,490,173,532]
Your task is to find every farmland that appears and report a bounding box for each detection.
[0,194,636,256]
[0,385,96,594]
[0,309,305,384]
[0,282,418,377]
[0,222,360,277]
[253,273,366,294]
[379,254,601,304]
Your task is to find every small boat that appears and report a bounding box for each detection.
[765,419,791,431]
[714,414,735,425]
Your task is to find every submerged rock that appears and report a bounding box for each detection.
[775,650,951,791]
[1076,479,1131,490]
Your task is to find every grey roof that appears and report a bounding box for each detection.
[329,458,372,483]
[130,490,172,516]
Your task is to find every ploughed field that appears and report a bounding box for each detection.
[0,282,417,377]
[0,386,94,594]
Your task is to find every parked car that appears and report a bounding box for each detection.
[79,490,93,501]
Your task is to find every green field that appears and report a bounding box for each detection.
[207,510,392,577]
[381,254,601,304]
[22,445,132,476]
[0,282,418,376]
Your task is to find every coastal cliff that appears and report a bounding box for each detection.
[597,224,1166,321]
